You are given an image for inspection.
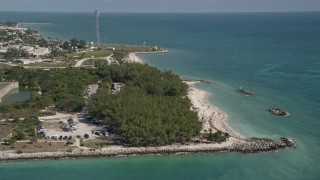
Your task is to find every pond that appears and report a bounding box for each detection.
[0,88,32,105]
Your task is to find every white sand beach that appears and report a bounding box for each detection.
[185,82,244,139]
[127,53,143,63]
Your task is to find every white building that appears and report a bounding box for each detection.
[31,47,50,56]
[17,59,42,64]
[21,46,34,52]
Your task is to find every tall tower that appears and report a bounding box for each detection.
[95,10,100,46]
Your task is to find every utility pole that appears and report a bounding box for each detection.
[95,10,100,47]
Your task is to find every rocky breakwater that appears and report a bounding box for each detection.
[268,108,289,116]
[231,137,295,153]
[0,138,296,162]
[236,88,255,96]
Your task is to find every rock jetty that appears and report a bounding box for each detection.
[236,88,255,96]
[183,79,215,84]
[231,137,295,153]
[268,108,289,116]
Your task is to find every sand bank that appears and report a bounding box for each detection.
[126,49,169,63]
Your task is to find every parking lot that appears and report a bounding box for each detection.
[39,113,106,140]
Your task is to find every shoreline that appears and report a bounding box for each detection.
[126,49,169,63]
[0,79,296,162]
[0,50,296,162]
[185,82,244,139]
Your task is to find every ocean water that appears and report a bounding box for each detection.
[0,12,320,179]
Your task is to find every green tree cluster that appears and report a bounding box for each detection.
[61,38,86,52]
[113,51,127,64]
[2,116,40,145]
[96,63,188,96]
[1,63,202,146]
[4,47,29,61]
[3,67,98,112]
[207,130,230,143]
[88,63,201,146]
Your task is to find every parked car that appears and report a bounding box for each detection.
[51,135,59,140]
[101,131,108,136]
[70,128,77,132]
[67,118,75,124]
[84,134,90,139]
[94,131,101,136]
[66,140,74,145]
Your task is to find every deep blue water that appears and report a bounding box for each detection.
[0,12,320,180]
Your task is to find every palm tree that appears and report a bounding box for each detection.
[208,128,213,141]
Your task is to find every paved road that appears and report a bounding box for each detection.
[73,55,113,67]
[73,58,90,67]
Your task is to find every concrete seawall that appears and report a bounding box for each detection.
[0,82,19,102]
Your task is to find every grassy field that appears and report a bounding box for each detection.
[82,138,113,149]
[71,50,113,59]
[0,141,73,153]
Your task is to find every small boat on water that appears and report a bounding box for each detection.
[268,108,289,116]
[236,87,255,96]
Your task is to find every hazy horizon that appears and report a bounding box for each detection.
[1,10,320,14]
[1,0,320,13]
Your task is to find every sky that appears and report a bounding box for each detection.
[0,0,320,13]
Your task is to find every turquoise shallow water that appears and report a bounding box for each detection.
[0,12,320,179]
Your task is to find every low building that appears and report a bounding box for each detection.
[60,124,70,131]
[0,46,8,53]
[106,47,116,50]
[31,47,50,56]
